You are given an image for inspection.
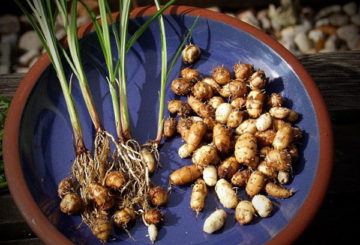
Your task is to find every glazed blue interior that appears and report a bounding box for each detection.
[19,14,319,245]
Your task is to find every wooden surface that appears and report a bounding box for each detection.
[1,51,360,244]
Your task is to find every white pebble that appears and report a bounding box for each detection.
[237,10,260,28]
[337,25,360,50]
[315,5,341,19]
[324,35,339,51]
[18,49,39,66]
[329,14,349,26]
[343,2,358,16]
[252,194,273,218]
[203,209,227,234]
[315,18,330,27]
[18,31,43,51]
[294,32,313,53]
[308,29,324,43]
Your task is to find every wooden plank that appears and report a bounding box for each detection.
[0,238,43,245]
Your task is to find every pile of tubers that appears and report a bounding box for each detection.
[166,48,302,232]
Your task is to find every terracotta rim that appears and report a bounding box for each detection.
[4,5,333,245]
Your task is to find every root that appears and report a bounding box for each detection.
[94,130,111,184]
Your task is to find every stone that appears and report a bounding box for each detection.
[294,19,312,33]
[18,50,40,66]
[257,9,271,30]
[351,15,360,25]
[268,2,297,28]
[343,2,358,16]
[329,14,349,26]
[0,64,10,74]
[15,67,29,73]
[207,6,221,12]
[316,5,341,19]
[76,16,90,28]
[280,26,295,39]
[308,29,325,43]
[315,18,330,27]
[324,34,339,51]
[294,32,313,53]
[301,7,314,19]
[237,10,260,28]
[336,25,360,50]
[316,25,338,35]
[279,36,297,53]
[1,33,18,48]
[18,31,43,51]
[0,15,20,34]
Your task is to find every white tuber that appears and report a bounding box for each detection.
[252,194,273,218]
[203,165,218,186]
[148,224,158,243]
[203,209,227,233]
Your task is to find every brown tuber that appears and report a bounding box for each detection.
[246,89,265,118]
[212,66,231,85]
[91,211,111,243]
[213,124,232,154]
[171,78,193,95]
[265,182,293,198]
[248,70,266,90]
[141,148,156,174]
[181,67,200,82]
[192,145,220,168]
[265,149,292,171]
[58,177,75,198]
[182,44,201,64]
[105,171,126,190]
[168,100,192,117]
[231,169,252,187]
[60,193,82,215]
[169,165,202,185]
[188,95,215,118]
[234,133,257,167]
[87,183,115,211]
[178,121,207,158]
[163,117,177,138]
[235,200,256,225]
[192,81,214,100]
[218,156,240,180]
[149,186,168,207]
[233,63,254,79]
[267,93,283,108]
[246,171,266,197]
[113,208,136,228]
[144,209,164,225]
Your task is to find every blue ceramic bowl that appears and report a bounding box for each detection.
[4,6,333,245]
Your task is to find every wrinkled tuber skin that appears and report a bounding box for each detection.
[105,171,126,190]
[255,129,276,147]
[190,179,208,217]
[169,165,202,185]
[233,63,254,80]
[60,193,83,215]
[246,89,265,118]
[113,208,136,228]
[231,97,246,109]
[265,182,294,198]
[212,66,231,85]
[149,186,168,207]
[215,179,238,209]
[192,145,220,168]
[236,119,257,135]
[231,169,252,187]
[269,107,298,122]
[140,148,156,174]
[193,81,214,100]
[255,112,272,132]
[257,161,277,179]
[288,144,299,162]
[203,209,227,234]
[168,100,192,117]
[178,121,207,158]
[171,78,194,95]
[265,149,292,171]
[208,96,225,109]
[92,211,112,243]
[217,156,240,180]
[229,80,248,98]
[235,200,255,225]
[252,194,273,217]
[163,117,177,138]
[188,95,215,118]
[181,67,200,82]
[202,77,221,93]
[144,209,164,225]
[58,177,75,198]
[177,117,194,140]
[273,124,293,150]
[248,70,266,90]
[87,183,115,211]
[203,165,218,186]
[215,103,233,124]
[267,93,283,108]
[213,124,232,154]
[182,44,201,64]
[246,171,266,197]
[227,110,243,128]
[235,133,257,167]
[278,170,291,185]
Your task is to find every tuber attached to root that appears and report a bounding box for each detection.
[191,179,208,217]
[87,183,115,211]
[144,209,164,225]
[169,165,202,186]
[140,148,156,174]
[113,208,136,229]
[149,186,168,207]
[60,193,83,215]
[58,177,75,198]
[105,171,126,190]
[91,211,112,243]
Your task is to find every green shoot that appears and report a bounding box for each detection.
[15,0,85,153]
[56,0,103,132]
[154,5,200,142]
